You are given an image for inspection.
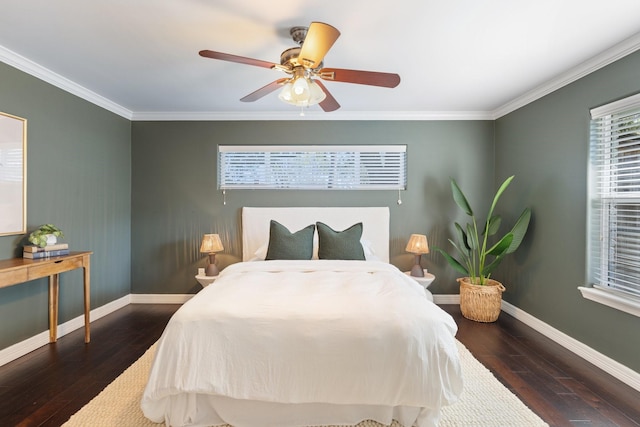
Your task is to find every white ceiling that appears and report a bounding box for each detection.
[1,0,640,120]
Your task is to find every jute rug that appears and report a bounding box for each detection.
[63,341,548,427]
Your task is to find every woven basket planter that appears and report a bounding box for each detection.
[458,277,506,322]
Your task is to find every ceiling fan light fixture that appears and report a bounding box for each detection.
[309,80,326,104]
[278,82,294,103]
[292,76,310,99]
[278,77,325,107]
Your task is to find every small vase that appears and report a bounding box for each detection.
[45,234,57,245]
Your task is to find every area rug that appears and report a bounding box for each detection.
[63,341,547,427]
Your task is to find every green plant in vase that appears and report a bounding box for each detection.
[28,224,64,248]
[434,175,531,322]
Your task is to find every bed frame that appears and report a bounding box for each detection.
[241,206,390,262]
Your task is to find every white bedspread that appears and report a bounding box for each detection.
[141,260,462,426]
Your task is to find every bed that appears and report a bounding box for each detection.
[141,207,462,427]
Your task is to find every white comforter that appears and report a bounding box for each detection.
[141,260,462,426]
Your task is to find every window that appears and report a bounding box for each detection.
[218,145,407,190]
[583,92,640,317]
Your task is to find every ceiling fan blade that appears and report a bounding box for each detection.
[314,80,340,112]
[318,68,400,88]
[240,78,289,102]
[298,22,340,69]
[199,50,277,69]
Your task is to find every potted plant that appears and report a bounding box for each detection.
[28,224,64,248]
[435,176,531,322]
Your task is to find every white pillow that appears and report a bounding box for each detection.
[361,239,380,261]
[250,243,269,261]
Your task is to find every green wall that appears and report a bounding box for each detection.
[0,62,132,350]
[130,120,494,294]
[495,50,640,372]
[2,43,639,375]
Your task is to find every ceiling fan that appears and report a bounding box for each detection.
[199,22,401,112]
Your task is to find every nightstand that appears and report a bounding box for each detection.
[195,274,218,288]
[404,270,435,301]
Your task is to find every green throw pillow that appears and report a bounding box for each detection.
[316,222,366,260]
[265,220,315,260]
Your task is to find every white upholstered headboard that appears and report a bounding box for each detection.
[242,207,390,262]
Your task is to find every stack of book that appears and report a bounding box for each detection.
[23,243,70,259]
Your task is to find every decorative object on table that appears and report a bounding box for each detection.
[23,247,70,259]
[434,176,531,322]
[27,224,64,248]
[23,242,69,253]
[200,233,223,276]
[0,111,27,236]
[405,234,429,277]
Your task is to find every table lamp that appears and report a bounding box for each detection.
[406,234,429,277]
[200,234,224,276]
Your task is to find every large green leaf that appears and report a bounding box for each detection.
[454,222,470,251]
[466,223,478,251]
[506,207,531,254]
[482,254,506,277]
[485,215,502,236]
[487,176,514,220]
[434,248,469,276]
[451,179,473,216]
[449,237,471,262]
[487,233,513,256]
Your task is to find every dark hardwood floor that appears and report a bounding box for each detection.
[0,303,638,426]
[442,305,640,427]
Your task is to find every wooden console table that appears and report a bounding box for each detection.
[0,251,92,343]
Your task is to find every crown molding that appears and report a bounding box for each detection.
[3,30,640,122]
[0,45,133,120]
[0,43,490,122]
[491,30,640,119]
[130,110,494,121]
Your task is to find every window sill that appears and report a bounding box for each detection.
[578,286,640,318]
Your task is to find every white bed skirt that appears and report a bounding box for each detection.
[149,393,442,427]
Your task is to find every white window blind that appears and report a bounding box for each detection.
[218,145,407,190]
[589,92,640,299]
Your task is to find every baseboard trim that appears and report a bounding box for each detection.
[432,294,460,304]
[501,300,640,392]
[129,293,194,304]
[0,294,131,367]
[2,293,639,392]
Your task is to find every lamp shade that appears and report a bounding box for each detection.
[278,77,326,107]
[405,234,429,254]
[200,234,223,253]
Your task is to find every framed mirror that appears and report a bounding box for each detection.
[0,112,27,236]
